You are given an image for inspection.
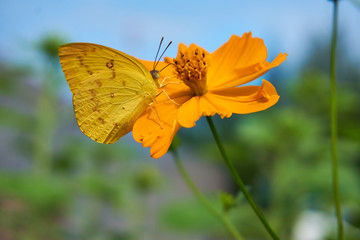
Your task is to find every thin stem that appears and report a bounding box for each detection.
[171,149,244,240]
[206,116,280,240]
[330,0,343,239]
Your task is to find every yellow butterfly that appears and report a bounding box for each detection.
[58,39,171,143]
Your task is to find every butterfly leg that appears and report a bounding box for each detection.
[159,76,173,87]
[159,76,183,88]
[149,102,163,129]
[156,90,180,106]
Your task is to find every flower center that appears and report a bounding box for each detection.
[172,48,209,96]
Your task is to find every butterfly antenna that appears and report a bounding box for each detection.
[153,37,164,70]
[154,40,172,70]
[159,63,172,73]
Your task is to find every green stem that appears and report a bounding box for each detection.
[330,1,343,239]
[206,116,280,240]
[171,149,244,240]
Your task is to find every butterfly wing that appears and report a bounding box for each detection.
[59,43,157,143]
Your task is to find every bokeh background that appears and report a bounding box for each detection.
[1,0,360,239]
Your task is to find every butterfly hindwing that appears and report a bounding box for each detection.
[59,43,157,143]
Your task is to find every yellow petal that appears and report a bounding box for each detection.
[209,79,280,114]
[207,32,267,88]
[133,94,190,159]
[177,97,200,128]
[177,93,233,128]
[212,52,287,90]
[207,32,287,90]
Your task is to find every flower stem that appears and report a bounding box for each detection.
[171,149,244,240]
[330,0,343,239]
[206,116,280,240]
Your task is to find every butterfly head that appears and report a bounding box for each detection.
[150,70,160,81]
[150,70,161,88]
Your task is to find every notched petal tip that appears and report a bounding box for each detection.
[177,116,197,128]
[133,125,169,159]
[271,52,288,67]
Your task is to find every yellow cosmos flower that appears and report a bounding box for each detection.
[133,32,287,158]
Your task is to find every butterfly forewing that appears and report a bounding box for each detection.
[59,43,157,143]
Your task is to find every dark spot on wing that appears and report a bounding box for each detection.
[92,106,100,113]
[89,89,96,97]
[77,56,84,66]
[98,117,105,124]
[110,93,114,98]
[106,60,114,68]
[95,79,102,87]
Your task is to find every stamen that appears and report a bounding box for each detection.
[172,46,210,96]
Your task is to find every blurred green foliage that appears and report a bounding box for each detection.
[0,32,359,240]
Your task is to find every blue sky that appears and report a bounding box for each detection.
[0,0,359,73]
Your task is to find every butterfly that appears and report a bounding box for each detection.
[58,38,172,144]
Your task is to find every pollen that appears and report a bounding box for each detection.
[172,46,210,96]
